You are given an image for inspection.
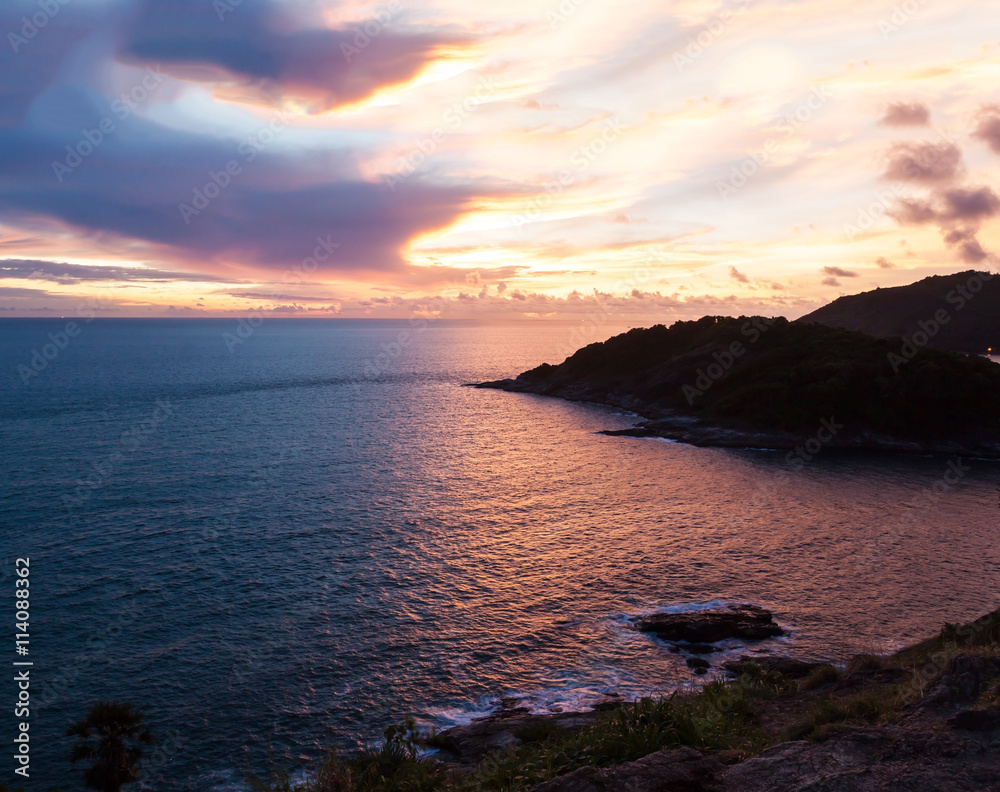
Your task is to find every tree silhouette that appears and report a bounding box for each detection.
[67,701,154,792]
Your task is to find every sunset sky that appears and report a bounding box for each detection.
[1,0,999,319]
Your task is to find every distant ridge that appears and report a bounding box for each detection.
[798,270,1000,354]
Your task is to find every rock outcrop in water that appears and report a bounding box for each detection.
[475,316,1000,457]
[631,605,784,644]
[429,607,1000,792]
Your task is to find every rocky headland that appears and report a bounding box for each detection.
[474,316,1000,458]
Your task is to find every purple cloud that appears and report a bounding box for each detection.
[119,0,467,112]
[0,86,485,278]
[891,186,1000,225]
[821,266,858,278]
[880,102,930,126]
[973,105,1000,154]
[941,227,990,263]
[883,141,962,182]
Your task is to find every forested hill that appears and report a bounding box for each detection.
[478,316,1000,452]
[798,270,999,353]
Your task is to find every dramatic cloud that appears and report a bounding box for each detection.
[228,291,340,303]
[890,187,1000,263]
[728,266,749,283]
[0,95,482,277]
[941,227,990,263]
[882,115,1000,266]
[880,102,930,126]
[0,3,98,127]
[891,186,1000,225]
[821,266,858,278]
[0,259,242,284]
[972,106,1000,155]
[1,0,998,316]
[120,0,465,112]
[883,141,963,182]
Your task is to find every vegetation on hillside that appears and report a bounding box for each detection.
[500,316,1000,444]
[798,270,1000,353]
[261,608,1000,792]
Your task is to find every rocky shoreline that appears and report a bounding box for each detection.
[472,316,1000,459]
[428,605,1000,791]
[474,380,1000,459]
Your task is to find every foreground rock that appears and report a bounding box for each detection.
[632,605,784,644]
[432,706,611,764]
[527,725,1000,792]
[532,747,726,792]
[719,724,1000,792]
[430,610,1000,792]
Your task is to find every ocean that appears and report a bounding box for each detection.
[2,318,998,791]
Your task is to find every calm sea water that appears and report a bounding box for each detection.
[1,319,998,791]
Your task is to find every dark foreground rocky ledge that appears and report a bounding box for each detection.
[431,606,1000,792]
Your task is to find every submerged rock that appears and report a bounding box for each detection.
[632,605,784,644]
[677,643,720,655]
[686,657,712,674]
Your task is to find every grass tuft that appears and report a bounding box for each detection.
[797,664,841,692]
[265,668,784,792]
[780,688,903,742]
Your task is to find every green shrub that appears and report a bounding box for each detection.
[268,670,787,792]
[781,689,900,742]
[798,665,841,691]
